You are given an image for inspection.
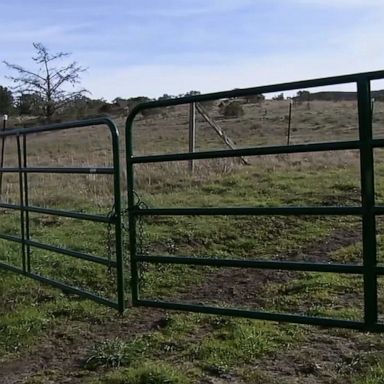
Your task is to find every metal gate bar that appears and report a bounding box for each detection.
[126,70,384,331]
[0,117,124,312]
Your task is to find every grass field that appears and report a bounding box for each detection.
[1,92,384,383]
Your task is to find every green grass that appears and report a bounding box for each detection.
[0,269,114,362]
[354,360,384,384]
[0,162,368,375]
[85,338,148,369]
[0,303,51,356]
[82,313,303,382]
[265,271,363,320]
[191,319,301,374]
[89,361,192,384]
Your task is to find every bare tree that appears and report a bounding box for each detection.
[3,43,88,120]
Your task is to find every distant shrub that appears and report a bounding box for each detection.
[199,100,215,111]
[126,96,152,111]
[250,122,262,130]
[98,103,114,114]
[243,94,265,104]
[140,107,163,119]
[272,93,284,101]
[222,101,244,118]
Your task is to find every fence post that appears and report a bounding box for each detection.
[188,102,196,173]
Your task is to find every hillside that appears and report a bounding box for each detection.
[294,89,384,102]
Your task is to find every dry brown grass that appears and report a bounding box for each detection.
[1,98,383,208]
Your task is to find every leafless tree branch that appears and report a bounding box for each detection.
[3,42,88,120]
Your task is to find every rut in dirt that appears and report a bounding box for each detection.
[154,227,362,308]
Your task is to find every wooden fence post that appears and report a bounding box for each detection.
[195,103,249,165]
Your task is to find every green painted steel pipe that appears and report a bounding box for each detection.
[0,117,118,137]
[137,255,366,274]
[125,70,384,330]
[25,239,118,268]
[135,206,363,216]
[16,135,26,274]
[105,119,125,313]
[0,202,113,223]
[23,134,31,272]
[0,117,125,312]
[137,299,384,332]
[0,167,115,174]
[125,70,384,119]
[126,113,139,306]
[28,272,120,310]
[0,261,24,274]
[0,233,23,243]
[357,79,378,327]
[130,140,361,164]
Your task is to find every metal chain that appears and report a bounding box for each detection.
[134,191,148,258]
[121,207,129,261]
[119,191,149,285]
[106,190,151,288]
[133,191,150,286]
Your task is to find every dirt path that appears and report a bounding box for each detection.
[255,328,384,384]
[159,227,361,308]
[1,308,169,384]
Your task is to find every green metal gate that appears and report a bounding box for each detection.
[0,117,125,312]
[2,71,384,331]
[126,70,384,332]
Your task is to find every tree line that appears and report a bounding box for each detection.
[5,42,373,124]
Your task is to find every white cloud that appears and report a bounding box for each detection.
[80,0,383,100]
[2,0,383,101]
[122,0,254,17]
[0,22,93,49]
[85,50,384,100]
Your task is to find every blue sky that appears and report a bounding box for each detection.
[0,0,383,100]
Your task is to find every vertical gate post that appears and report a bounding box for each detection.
[188,102,196,173]
[16,134,26,273]
[357,78,378,328]
[110,121,125,313]
[23,134,31,272]
[126,113,139,306]
[0,114,7,197]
